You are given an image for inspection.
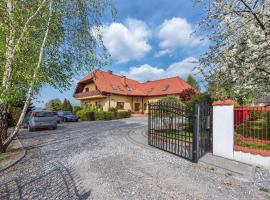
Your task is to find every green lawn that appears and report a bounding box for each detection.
[159,129,193,141]
[235,140,270,150]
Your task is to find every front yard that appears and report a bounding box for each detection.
[0,118,268,199]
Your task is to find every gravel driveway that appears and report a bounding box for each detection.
[0,117,268,200]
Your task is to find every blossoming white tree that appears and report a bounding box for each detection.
[197,0,270,101]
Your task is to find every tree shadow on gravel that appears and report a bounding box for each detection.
[0,162,90,200]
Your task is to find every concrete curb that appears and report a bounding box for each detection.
[0,136,26,173]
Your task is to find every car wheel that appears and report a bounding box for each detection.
[52,126,57,130]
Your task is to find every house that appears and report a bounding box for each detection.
[73,69,195,113]
[254,97,270,107]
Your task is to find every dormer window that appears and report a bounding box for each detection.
[127,86,132,91]
[147,87,154,93]
[85,87,89,92]
[162,85,169,91]
[118,86,124,91]
[110,84,117,90]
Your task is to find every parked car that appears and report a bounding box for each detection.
[28,111,57,132]
[58,111,79,122]
[52,112,61,123]
[22,112,31,128]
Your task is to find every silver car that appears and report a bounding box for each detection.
[28,111,57,132]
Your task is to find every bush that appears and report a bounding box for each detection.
[95,112,105,120]
[75,106,101,121]
[117,111,131,119]
[7,107,22,127]
[186,93,212,110]
[117,112,126,119]
[73,106,82,114]
[179,88,197,102]
[74,105,131,121]
[76,109,88,121]
[108,107,118,112]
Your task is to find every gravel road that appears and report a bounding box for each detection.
[0,117,268,200]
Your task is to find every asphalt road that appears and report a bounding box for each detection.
[0,117,268,200]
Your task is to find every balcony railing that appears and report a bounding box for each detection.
[74,90,102,98]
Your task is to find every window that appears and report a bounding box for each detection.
[110,84,117,90]
[143,103,147,111]
[117,102,124,110]
[126,86,132,91]
[147,87,154,93]
[96,101,102,108]
[85,87,89,92]
[162,85,169,91]
[118,86,124,91]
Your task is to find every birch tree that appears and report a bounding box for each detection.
[196,0,270,102]
[0,0,114,152]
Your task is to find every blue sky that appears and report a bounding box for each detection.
[35,0,208,107]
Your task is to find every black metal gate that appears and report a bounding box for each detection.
[148,102,212,162]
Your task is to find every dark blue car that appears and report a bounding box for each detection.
[57,111,79,122]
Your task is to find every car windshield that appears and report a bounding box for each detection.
[34,112,54,117]
[63,111,73,115]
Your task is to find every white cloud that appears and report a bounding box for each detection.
[158,17,204,49]
[102,18,152,63]
[121,57,198,82]
[121,64,165,82]
[166,57,198,78]
[154,49,173,58]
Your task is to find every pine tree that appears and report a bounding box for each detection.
[62,98,73,111]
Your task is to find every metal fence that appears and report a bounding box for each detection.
[148,101,212,162]
[234,107,270,150]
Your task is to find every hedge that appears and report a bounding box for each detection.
[75,106,131,121]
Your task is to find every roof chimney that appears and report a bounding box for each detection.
[108,70,112,74]
[121,75,127,86]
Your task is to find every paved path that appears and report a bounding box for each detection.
[0,117,268,199]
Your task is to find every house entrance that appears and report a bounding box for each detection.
[135,103,140,112]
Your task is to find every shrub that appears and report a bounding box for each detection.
[248,110,264,121]
[76,109,88,121]
[117,112,126,119]
[7,107,22,127]
[158,95,181,104]
[73,106,82,114]
[186,93,212,110]
[117,111,131,119]
[95,112,105,120]
[108,107,118,112]
[179,88,197,102]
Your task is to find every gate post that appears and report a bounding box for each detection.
[212,100,234,159]
[148,103,151,145]
[193,104,200,162]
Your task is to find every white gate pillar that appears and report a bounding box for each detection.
[212,100,234,159]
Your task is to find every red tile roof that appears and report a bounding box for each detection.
[74,69,195,97]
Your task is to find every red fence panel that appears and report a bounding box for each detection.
[234,107,270,153]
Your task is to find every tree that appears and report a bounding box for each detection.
[62,98,73,111]
[196,0,270,99]
[0,0,114,152]
[186,75,200,91]
[45,98,62,111]
[179,88,197,102]
[158,95,181,105]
